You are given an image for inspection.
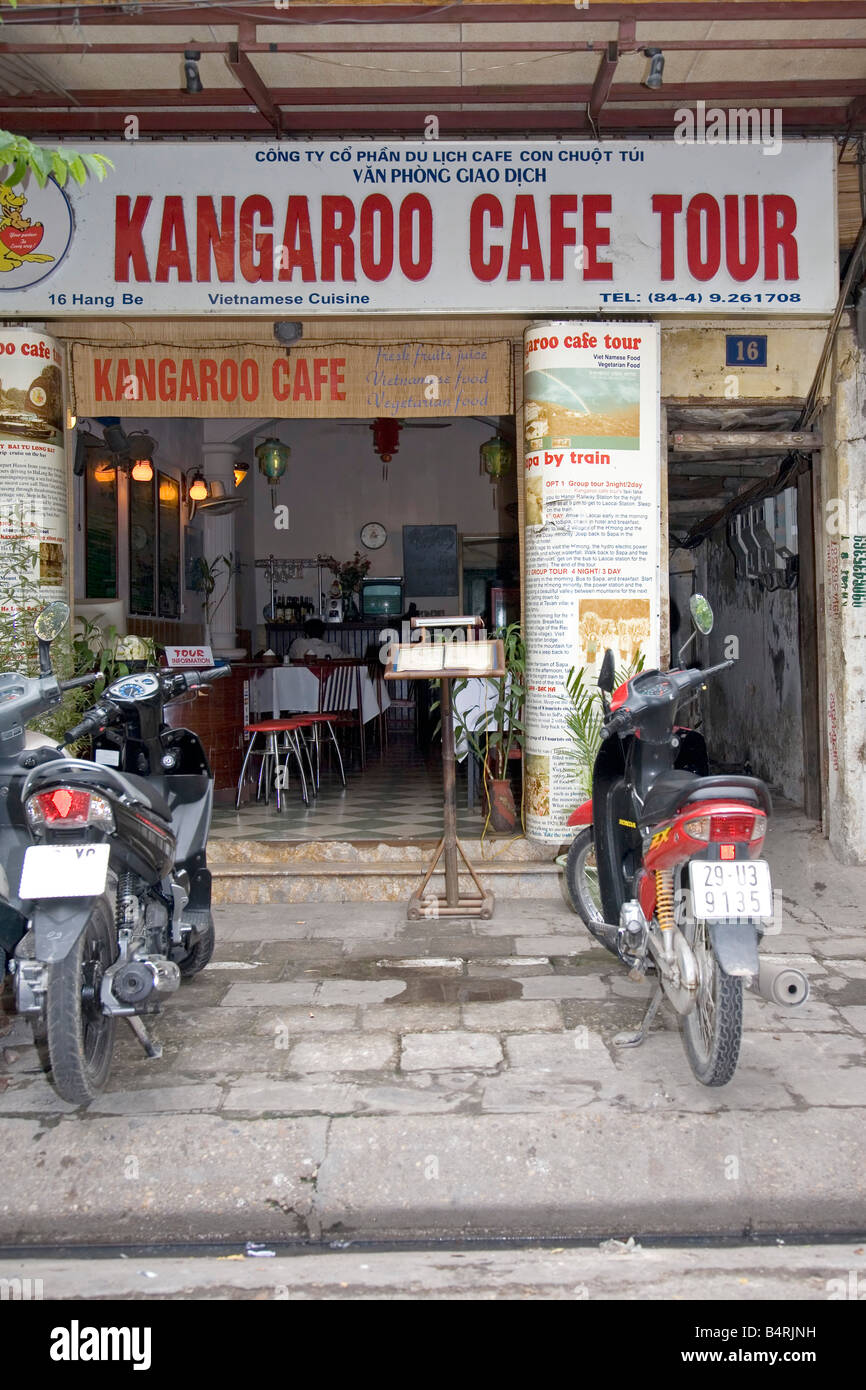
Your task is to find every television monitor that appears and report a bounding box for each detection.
[360,577,403,619]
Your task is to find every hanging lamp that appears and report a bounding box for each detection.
[188,470,208,502]
[479,434,514,509]
[370,417,402,481]
[255,437,290,508]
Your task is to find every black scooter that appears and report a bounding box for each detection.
[2,601,228,1105]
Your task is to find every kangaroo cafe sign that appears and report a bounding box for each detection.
[5,140,835,317]
[69,339,512,418]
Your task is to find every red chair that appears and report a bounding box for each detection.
[235,718,313,809]
[302,660,366,786]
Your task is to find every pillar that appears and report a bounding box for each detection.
[200,440,242,657]
[818,321,866,862]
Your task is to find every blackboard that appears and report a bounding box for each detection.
[403,525,459,596]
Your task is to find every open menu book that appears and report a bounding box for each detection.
[393,640,502,675]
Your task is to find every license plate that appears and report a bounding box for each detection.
[19,843,110,899]
[689,859,773,920]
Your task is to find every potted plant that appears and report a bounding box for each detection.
[317,551,371,620]
[72,619,157,694]
[562,649,645,806]
[453,620,525,832]
[191,552,233,648]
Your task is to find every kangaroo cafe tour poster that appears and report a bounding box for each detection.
[0,328,67,616]
[523,321,661,843]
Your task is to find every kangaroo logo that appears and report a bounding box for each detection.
[0,177,73,291]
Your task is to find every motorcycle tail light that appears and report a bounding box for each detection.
[709,813,755,842]
[683,815,711,840]
[26,787,115,832]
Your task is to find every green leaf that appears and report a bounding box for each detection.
[6,157,26,189]
[82,152,113,181]
[68,155,87,186]
[50,151,68,186]
[28,145,51,188]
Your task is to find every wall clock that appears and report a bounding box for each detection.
[360,521,387,550]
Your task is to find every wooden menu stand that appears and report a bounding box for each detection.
[385,617,505,921]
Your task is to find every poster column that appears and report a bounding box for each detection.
[523,321,661,843]
[0,327,68,623]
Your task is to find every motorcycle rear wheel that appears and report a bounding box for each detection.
[45,895,117,1107]
[681,916,743,1086]
[177,917,215,977]
[564,828,619,956]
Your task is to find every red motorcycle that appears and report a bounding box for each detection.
[564,595,807,1086]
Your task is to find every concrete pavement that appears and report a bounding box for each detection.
[0,804,863,1247]
[0,1242,863,1301]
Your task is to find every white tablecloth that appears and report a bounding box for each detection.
[452,676,510,760]
[253,664,390,725]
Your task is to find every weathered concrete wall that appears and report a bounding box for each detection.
[817,324,866,864]
[702,528,804,804]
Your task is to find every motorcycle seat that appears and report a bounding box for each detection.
[638,772,771,829]
[121,773,173,824]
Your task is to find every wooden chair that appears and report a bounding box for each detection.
[235,718,313,809]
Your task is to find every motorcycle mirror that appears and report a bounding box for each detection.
[33,601,70,643]
[689,593,714,635]
[597,648,616,694]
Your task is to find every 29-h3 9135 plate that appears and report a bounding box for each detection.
[19,843,110,899]
[689,858,773,920]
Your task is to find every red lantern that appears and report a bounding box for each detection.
[370,418,402,479]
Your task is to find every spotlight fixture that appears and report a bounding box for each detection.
[274,321,304,345]
[102,422,129,455]
[72,427,108,477]
[188,470,208,502]
[233,460,249,488]
[643,47,664,90]
[183,48,203,95]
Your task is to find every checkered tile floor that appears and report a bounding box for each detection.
[210,734,485,841]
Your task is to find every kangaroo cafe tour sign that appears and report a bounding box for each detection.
[69,339,512,418]
[523,321,661,844]
[3,140,835,318]
[0,327,68,613]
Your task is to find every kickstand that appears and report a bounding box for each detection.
[125,1014,162,1060]
[613,983,664,1049]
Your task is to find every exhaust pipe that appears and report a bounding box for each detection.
[754,958,809,1007]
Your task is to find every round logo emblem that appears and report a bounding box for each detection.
[0,174,73,291]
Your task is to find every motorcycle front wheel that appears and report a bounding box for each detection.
[564,828,619,957]
[45,895,117,1106]
[681,915,743,1086]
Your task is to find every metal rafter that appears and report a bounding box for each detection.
[6,3,866,24]
[6,106,856,136]
[225,38,282,137]
[1,81,863,110]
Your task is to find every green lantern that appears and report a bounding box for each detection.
[255,437,290,508]
[479,434,514,509]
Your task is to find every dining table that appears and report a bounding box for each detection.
[252,660,391,724]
